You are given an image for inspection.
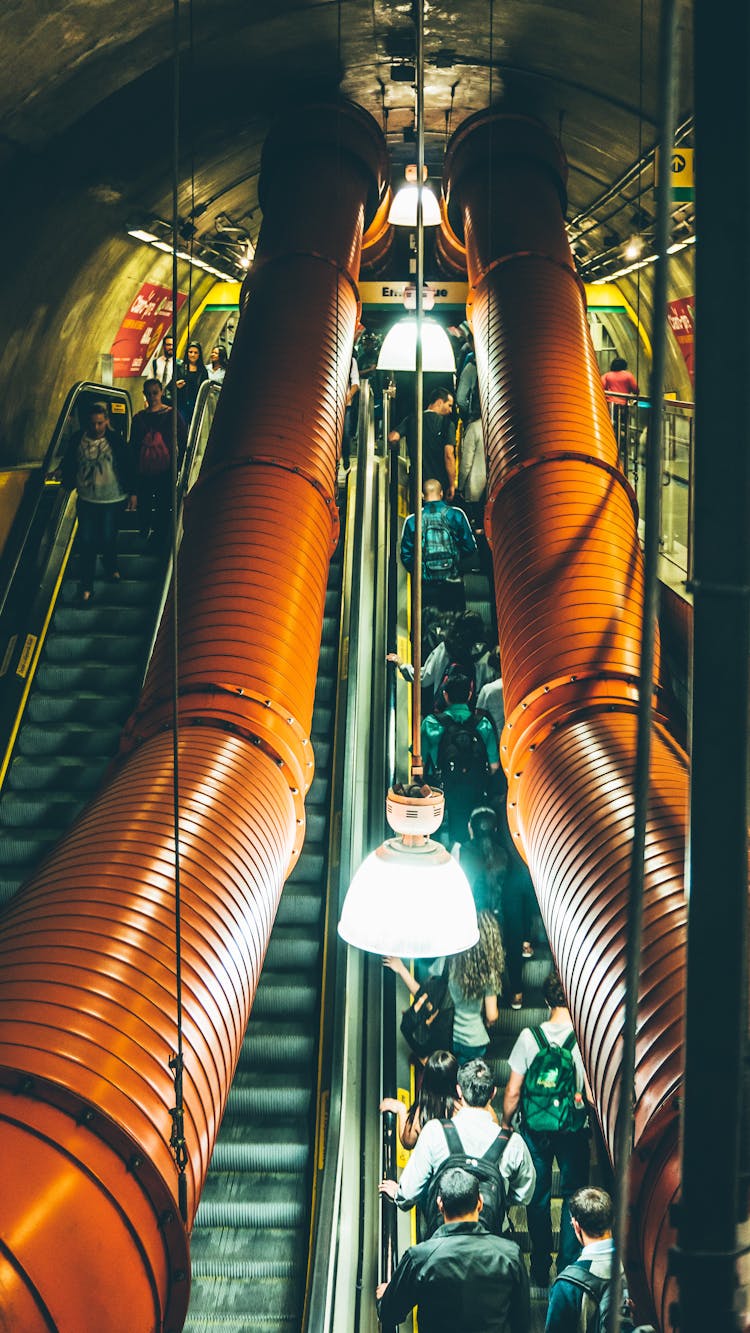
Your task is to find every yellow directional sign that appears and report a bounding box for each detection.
[656,146,694,200]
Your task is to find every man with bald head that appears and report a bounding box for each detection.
[399,478,476,613]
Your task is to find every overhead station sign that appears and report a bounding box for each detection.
[359,280,468,306]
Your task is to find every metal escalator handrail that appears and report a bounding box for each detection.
[379,384,401,1315]
[304,378,385,1332]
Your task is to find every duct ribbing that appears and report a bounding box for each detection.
[444,112,688,1328]
[0,100,386,1333]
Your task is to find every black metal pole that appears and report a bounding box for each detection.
[672,0,750,1328]
[608,0,679,1323]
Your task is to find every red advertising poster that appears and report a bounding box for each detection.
[111,283,187,377]
[667,295,695,385]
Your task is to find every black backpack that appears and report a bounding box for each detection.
[399,961,454,1058]
[435,714,489,810]
[422,508,460,582]
[422,1121,511,1238]
[556,1263,636,1332]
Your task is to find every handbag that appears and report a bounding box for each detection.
[399,960,454,1057]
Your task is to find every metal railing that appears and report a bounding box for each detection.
[605,392,694,585]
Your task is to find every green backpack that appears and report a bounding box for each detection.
[521,1027,582,1133]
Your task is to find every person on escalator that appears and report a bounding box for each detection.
[421,671,500,846]
[376,1166,530,1333]
[60,401,135,605]
[388,610,496,713]
[170,339,208,425]
[397,478,476,617]
[130,379,187,546]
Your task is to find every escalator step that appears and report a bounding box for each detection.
[209,1142,308,1172]
[27,694,130,726]
[57,577,160,608]
[189,1228,303,1270]
[7,755,109,792]
[195,1200,305,1230]
[53,604,153,635]
[0,831,60,866]
[310,707,332,737]
[238,1030,315,1069]
[191,1260,296,1280]
[35,663,142,693]
[183,1297,301,1329]
[285,853,324,885]
[251,981,317,1018]
[0,878,23,904]
[274,891,321,927]
[44,634,144,665]
[0,793,84,829]
[224,1085,311,1118]
[260,933,320,973]
[17,724,122,756]
[304,772,329,808]
[302,811,327,844]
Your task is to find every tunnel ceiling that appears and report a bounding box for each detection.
[1,0,694,277]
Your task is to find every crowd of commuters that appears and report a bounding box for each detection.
[374,333,650,1328]
[59,334,230,601]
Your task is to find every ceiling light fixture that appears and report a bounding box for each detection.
[592,233,695,283]
[338,787,478,955]
[377,316,456,371]
[339,0,474,959]
[127,228,239,282]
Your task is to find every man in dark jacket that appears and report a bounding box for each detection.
[376,1166,530,1332]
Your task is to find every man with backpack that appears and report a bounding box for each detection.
[379,1058,536,1240]
[422,671,500,844]
[502,972,591,1291]
[545,1187,641,1332]
[130,378,187,546]
[400,478,477,614]
[376,1167,530,1333]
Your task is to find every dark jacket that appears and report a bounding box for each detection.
[377,1220,530,1333]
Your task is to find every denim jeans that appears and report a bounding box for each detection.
[521,1126,590,1284]
[76,499,122,591]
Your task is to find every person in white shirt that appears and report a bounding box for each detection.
[143,335,175,392]
[379,1058,536,1227]
[207,345,228,383]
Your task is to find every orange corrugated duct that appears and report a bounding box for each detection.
[361,186,394,272]
[0,101,386,1332]
[444,111,688,1328]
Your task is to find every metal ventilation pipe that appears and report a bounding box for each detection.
[444,111,688,1327]
[0,101,386,1333]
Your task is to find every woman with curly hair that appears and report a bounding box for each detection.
[449,911,505,1062]
[380,1049,459,1150]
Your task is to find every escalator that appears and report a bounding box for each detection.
[185,526,344,1330]
[0,379,218,909]
[0,520,166,904]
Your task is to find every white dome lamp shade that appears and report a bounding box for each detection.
[387,182,442,228]
[338,787,479,957]
[376,318,456,374]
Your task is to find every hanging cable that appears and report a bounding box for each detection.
[408,0,426,783]
[169,0,188,1227]
[607,0,680,1327]
[633,0,646,480]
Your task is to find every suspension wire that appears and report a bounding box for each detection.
[633,0,645,452]
[607,0,680,1326]
[169,0,189,1226]
[409,0,426,783]
[185,0,196,337]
